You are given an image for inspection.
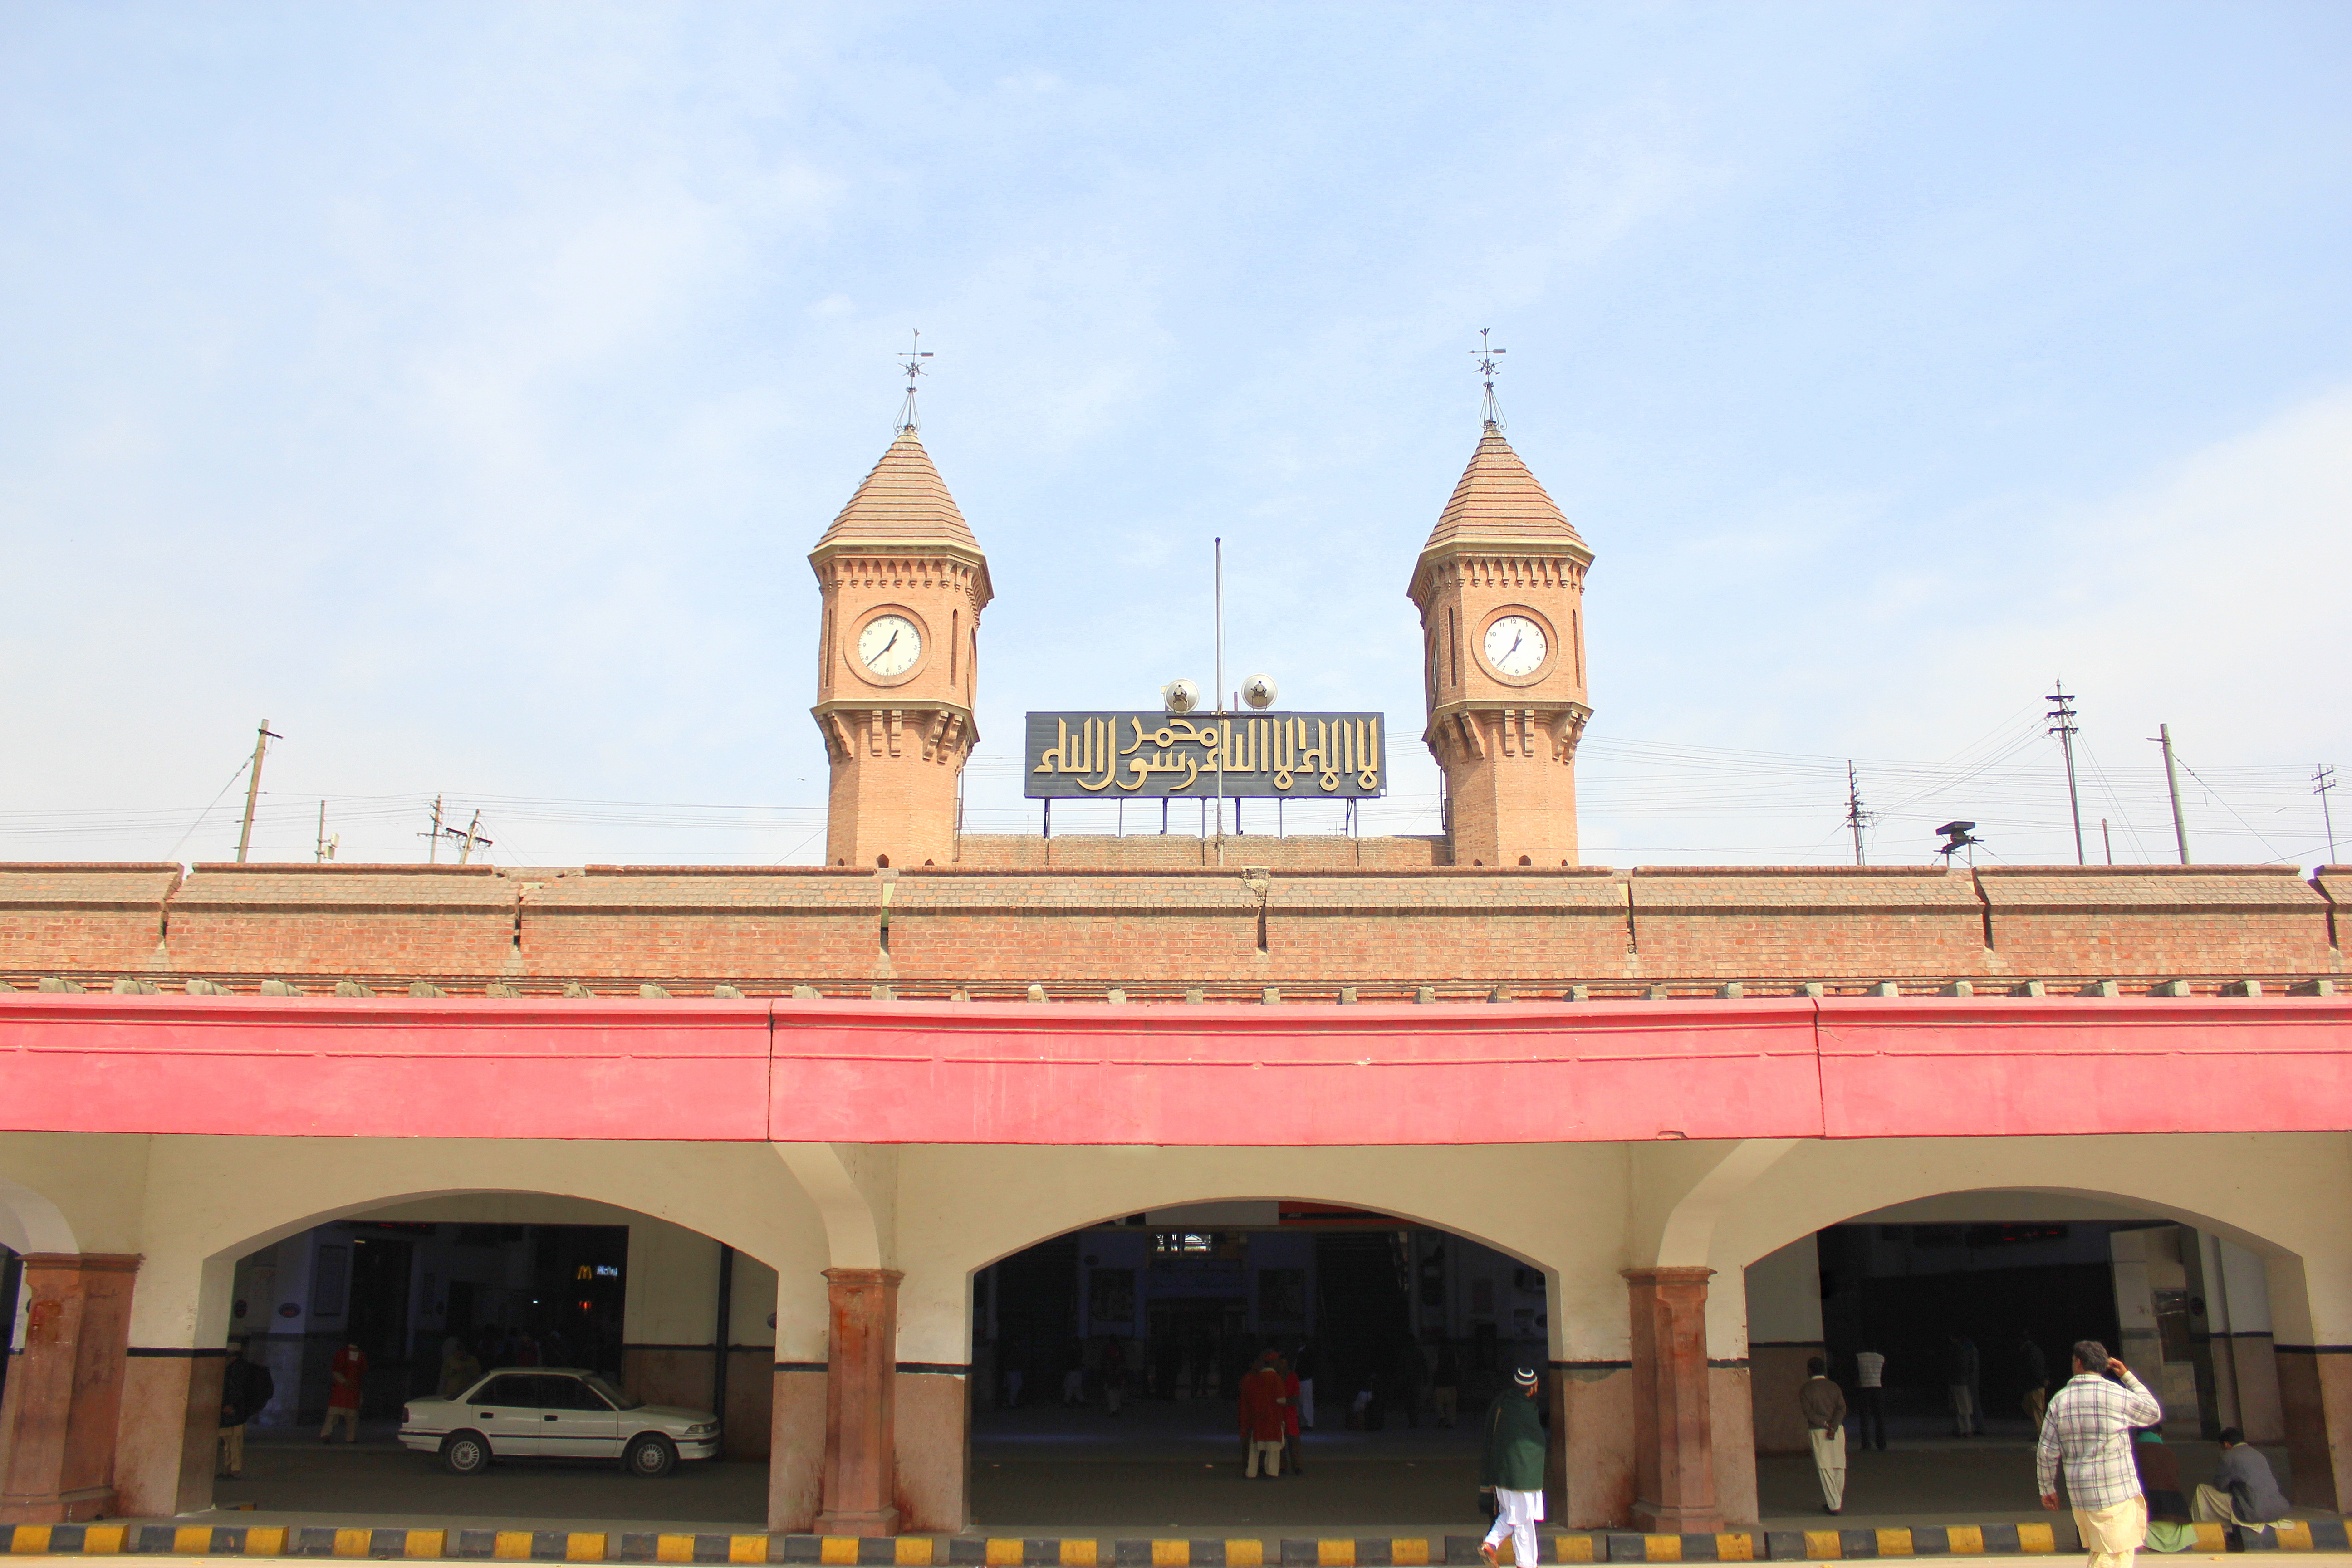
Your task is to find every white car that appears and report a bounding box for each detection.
[400,1368,720,1477]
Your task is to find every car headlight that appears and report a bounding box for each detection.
[683,1423,718,1436]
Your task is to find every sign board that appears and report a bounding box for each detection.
[1024,711,1387,799]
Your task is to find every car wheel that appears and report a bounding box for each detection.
[441,1432,492,1476]
[623,1433,677,1478]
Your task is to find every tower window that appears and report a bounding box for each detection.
[1447,609,1458,687]
[950,611,959,684]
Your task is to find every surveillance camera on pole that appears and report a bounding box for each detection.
[1162,679,1201,714]
[1240,675,1278,710]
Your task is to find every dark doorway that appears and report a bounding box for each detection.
[347,1237,413,1418]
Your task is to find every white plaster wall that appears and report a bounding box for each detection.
[109,1136,831,1351]
[1744,1235,1823,1348]
[888,1142,1638,1365]
[0,1131,152,1253]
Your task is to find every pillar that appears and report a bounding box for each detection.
[111,1349,222,1518]
[893,1365,969,1533]
[0,1254,138,1525]
[814,1268,901,1537]
[1625,1266,1722,1534]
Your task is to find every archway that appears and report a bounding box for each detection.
[964,1197,1549,1530]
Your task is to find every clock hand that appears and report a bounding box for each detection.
[876,630,900,660]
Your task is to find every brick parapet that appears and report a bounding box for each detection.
[0,857,2340,995]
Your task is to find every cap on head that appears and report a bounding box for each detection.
[1514,1366,1539,1387]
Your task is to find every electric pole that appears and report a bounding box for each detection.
[2319,765,2340,865]
[2101,818,2114,866]
[314,802,340,863]
[234,720,281,864]
[2151,724,2190,865]
[2047,681,2084,865]
[456,810,488,866]
[422,795,445,864]
[1843,761,1876,866]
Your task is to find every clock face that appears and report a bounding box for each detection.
[857,614,921,677]
[1484,614,1548,678]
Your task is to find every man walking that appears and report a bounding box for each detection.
[319,1340,366,1442]
[1853,1343,1887,1451]
[1947,1332,1980,1436]
[2037,1340,2164,1568]
[1799,1357,1848,1514]
[1478,1367,1547,1568]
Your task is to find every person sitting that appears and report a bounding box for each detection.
[2193,1428,2291,1534]
[2132,1428,2197,1553]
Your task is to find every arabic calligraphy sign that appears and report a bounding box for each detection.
[1024,711,1386,799]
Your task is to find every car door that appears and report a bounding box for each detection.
[463,1373,545,1455]
[534,1374,620,1459]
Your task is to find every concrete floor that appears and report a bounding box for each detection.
[158,1405,2311,1538]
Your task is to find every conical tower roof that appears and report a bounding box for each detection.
[1418,425,1588,568]
[812,428,984,557]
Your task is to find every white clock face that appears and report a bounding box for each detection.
[857,614,921,677]
[1484,614,1548,678]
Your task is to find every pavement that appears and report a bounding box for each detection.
[110,1402,2325,1543]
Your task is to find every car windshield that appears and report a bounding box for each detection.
[583,1374,642,1410]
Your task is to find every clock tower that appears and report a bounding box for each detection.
[1409,418,1594,867]
[810,423,992,868]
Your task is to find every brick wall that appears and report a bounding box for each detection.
[1,855,2340,995]
[0,864,180,974]
[1975,865,2337,979]
[1629,866,1989,982]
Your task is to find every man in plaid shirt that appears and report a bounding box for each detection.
[2038,1339,2166,1568]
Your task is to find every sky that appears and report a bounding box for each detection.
[3,1,2347,870]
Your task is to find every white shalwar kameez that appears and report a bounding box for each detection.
[1483,1487,1545,1566]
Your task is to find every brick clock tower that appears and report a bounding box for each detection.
[1409,418,1595,867]
[811,422,992,868]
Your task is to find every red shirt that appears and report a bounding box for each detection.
[328,1347,368,1409]
[1238,1366,1288,1441]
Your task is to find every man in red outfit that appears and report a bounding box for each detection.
[320,1341,367,1442]
[1237,1351,1289,1478]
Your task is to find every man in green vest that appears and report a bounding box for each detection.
[1479,1366,1548,1567]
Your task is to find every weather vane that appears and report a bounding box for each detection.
[896,329,933,433]
[1471,328,1507,429]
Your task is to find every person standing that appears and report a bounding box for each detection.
[2022,1333,2052,1432]
[2192,1429,2291,1532]
[1294,1341,1318,1430]
[1799,1357,1848,1514]
[319,1341,366,1442]
[1947,1333,1979,1436]
[1853,1344,1887,1451]
[1478,1367,1547,1568]
[1279,1353,1305,1476]
[1238,1350,1289,1478]
[1396,1339,1428,1430]
[217,1341,274,1478]
[2037,1340,2164,1568]
[1102,1336,1127,1416]
[1433,1340,1463,1429]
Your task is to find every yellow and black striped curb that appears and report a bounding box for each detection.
[2,1522,2340,1563]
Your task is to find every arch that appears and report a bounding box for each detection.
[1706,1135,2340,1278]
[0,1172,78,1255]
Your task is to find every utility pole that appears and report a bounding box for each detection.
[1842,761,1874,866]
[234,720,282,863]
[456,810,486,866]
[2319,765,2341,864]
[2101,818,2113,865]
[2151,724,2190,865]
[314,801,340,863]
[423,795,445,864]
[2047,681,2084,865]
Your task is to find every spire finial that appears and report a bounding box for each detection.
[896,329,933,433]
[1470,328,1507,430]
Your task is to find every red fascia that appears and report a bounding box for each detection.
[0,993,2346,1146]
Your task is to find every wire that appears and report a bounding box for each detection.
[160,756,256,865]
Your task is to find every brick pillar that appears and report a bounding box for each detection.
[0,1254,139,1525]
[814,1269,902,1537]
[1625,1266,1723,1534]
[112,1349,225,1519]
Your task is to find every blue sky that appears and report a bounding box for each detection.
[3,2,2347,868]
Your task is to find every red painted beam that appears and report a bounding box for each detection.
[1816,995,2352,1139]
[0,995,771,1141]
[1,993,2347,1146]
